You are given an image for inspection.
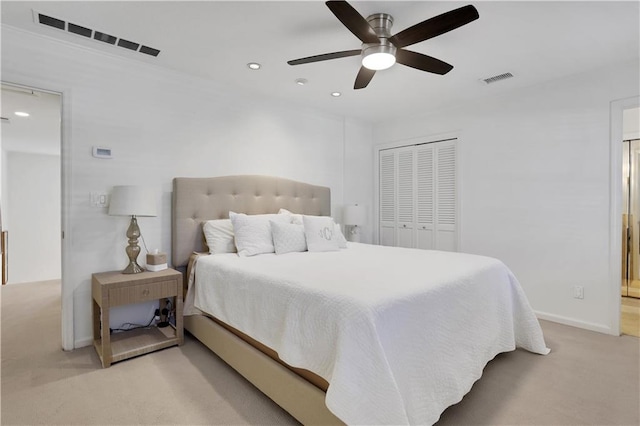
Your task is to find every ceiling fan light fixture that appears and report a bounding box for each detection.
[361,44,396,71]
[286,2,479,89]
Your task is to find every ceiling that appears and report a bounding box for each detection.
[1,1,639,123]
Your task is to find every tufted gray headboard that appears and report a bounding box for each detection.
[172,175,331,268]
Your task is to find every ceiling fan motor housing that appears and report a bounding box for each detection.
[362,13,396,69]
[366,13,393,36]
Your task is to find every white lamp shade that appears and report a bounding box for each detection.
[108,185,157,217]
[343,204,366,226]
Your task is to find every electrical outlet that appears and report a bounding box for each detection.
[573,285,584,299]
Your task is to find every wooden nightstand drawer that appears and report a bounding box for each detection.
[109,280,177,306]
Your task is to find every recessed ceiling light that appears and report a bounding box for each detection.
[331,92,341,97]
[14,111,29,117]
[295,78,308,86]
[247,62,261,70]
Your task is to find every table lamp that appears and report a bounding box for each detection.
[343,204,366,243]
[108,185,157,274]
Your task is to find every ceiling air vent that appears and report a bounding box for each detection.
[94,31,117,45]
[482,72,514,85]
[33,11,161,58]
[118,39,140,52]
[68,22,91,38]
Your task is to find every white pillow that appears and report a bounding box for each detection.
[270,221,307,254]
[303,215,340,252]
[230,211,291,257]
[278,208,303,225]
[203,219,236,254]
[334,223,348,249]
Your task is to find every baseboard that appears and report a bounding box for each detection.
[74,336,94,349]
[535,310,615,335]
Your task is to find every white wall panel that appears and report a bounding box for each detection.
[5,152,61,284]
[343,118,374,243]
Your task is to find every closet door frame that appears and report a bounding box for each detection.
[373,131,461,247]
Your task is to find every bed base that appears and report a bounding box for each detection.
[185,314,343,425]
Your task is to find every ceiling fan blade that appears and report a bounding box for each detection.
[396,49,453,75]
[326,1,379,44]
[288,49,362,66]
[354,66,376,89]
[389,5,479,48]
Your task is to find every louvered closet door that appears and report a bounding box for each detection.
[396,147,415,248]
[379,151,396,246]
[415,145,435,249]
[378,139,456,250]
[434,141,456,251]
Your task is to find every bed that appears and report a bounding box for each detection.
[172,175,549,425]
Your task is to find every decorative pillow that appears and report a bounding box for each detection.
[230,211,291,257]
[303,215,340,252]
[278,208,303,225]
[334,223,348,249]
[202,219,236,254]
[270,221,307,255]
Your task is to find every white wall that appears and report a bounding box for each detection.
[1,27,373,347]
[5,151,61,284]
[623,107,640,140]
[374,59,640,333]
[343,117,374,243]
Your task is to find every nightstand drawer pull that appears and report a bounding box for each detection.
[142,289,150,296]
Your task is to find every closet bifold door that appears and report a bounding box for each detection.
[396,146,415,248]
[416,144,435,249]
[379,150,396,246]
[378,139,457,250]
[434,141,457,251]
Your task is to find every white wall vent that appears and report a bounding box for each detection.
[481,72,514,85]
[31,10,161,57]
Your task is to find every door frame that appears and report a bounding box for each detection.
[2,81,73,350]
[609,95,640,336]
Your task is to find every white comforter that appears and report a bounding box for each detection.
[187,243,549,425]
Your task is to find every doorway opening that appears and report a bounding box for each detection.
[622,138,640,298]
[1,83,61,286]
[620,107,640,337]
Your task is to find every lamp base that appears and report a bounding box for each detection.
[122,261,145,274]
[122,216,144,274]
[347,225,361,243]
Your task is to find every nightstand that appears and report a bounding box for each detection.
[92,268,183,368]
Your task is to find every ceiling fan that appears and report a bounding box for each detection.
[287,1,479,89]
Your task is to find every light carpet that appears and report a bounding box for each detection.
[1,280,639,425]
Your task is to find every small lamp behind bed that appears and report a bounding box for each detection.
[343,204,366,243]
[108,185,157,274]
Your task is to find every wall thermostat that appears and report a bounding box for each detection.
[92,146,112,159]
